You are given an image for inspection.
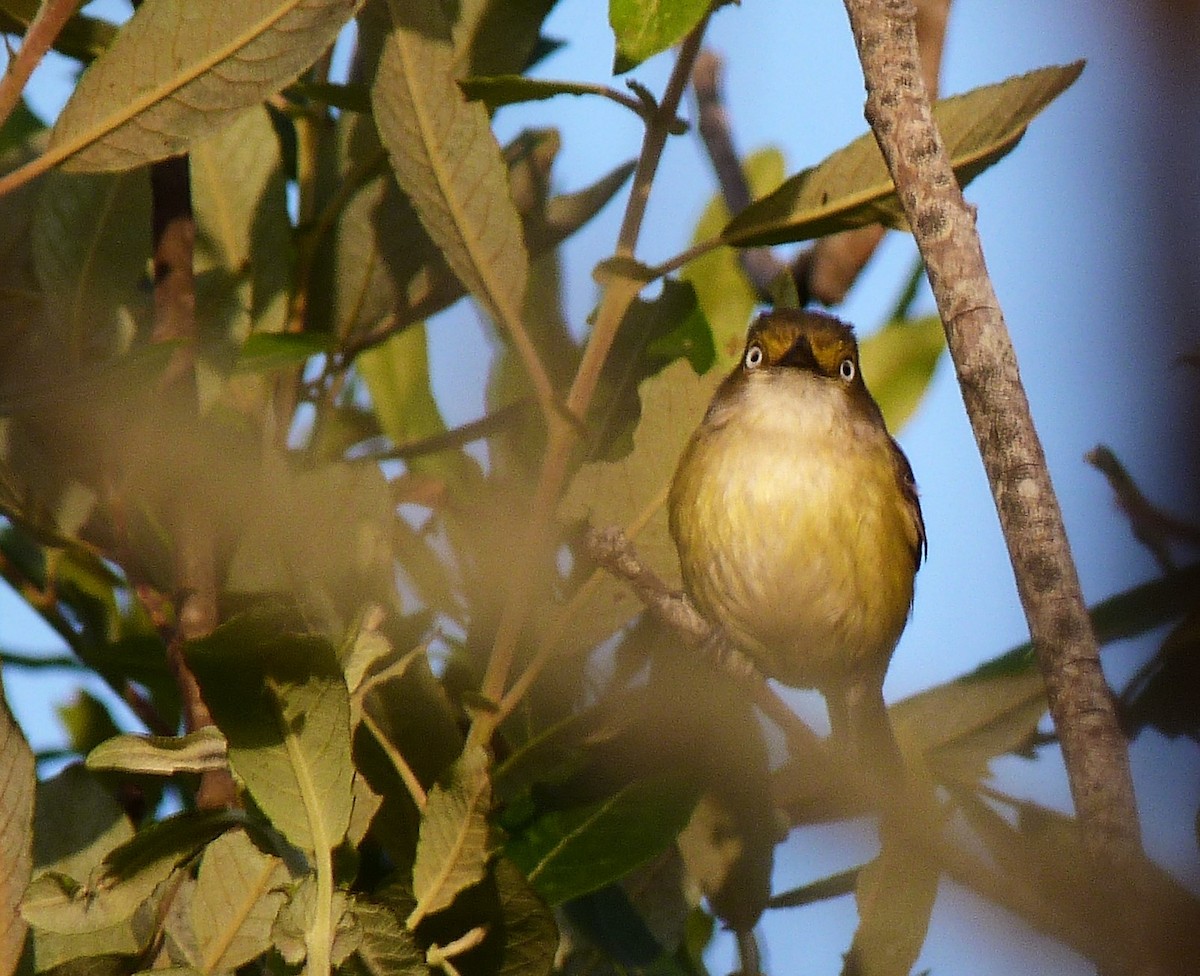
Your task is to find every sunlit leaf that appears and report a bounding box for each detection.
[722,62,1085,247]
[46,0,361,172]
[85,727,228,777]
[184,610,354,854]
[408,743,493,926]
[608,0,710,73]
[349,896,424,976]
[371,0,530,339]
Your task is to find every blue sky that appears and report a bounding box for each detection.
[2,1,1197,973]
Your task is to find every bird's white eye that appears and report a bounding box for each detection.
[838,357,856,381]
[744,344,764,369]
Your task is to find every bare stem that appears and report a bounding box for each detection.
[841,0,1142,915]
[0,0,81,131]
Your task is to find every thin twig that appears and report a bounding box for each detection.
[1086,445,1200,572]
[840,0,1144,953]
[0,0,81,132]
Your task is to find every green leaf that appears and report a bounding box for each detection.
[408,744,494,926]
[858,315,945,433]
[371,0,531,341]
[184,610,354,854]
[178,828,288,973]
[32,169,151,363]
[494,858,557,976]
[506,774,700,907]
[57,691,122,758]
[191,105,292,347]
[0,679,34,976]
[349,897,425,976]
[85,728,229,777]
[721,62,1086,247]
[33,765,132,882]
[46,0,361,172]
[683,148,786,365]
[289,79,372,114]
[608,0,711,73]
[234,332,334,373]
[588,279,714,462]
[271,877,360,968]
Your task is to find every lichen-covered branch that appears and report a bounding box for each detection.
[840,0,1142,910]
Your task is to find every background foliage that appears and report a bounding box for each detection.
[0,2,1197,976]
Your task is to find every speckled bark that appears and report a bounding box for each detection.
[841,0,1142,877]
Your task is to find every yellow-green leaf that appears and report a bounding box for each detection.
[722,62,1085,248]
[46,0,361,173]
[859,315,945,433]
[609,0,711,73]
[371,0,530,339]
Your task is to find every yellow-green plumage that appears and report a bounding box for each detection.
[669,309,924,694]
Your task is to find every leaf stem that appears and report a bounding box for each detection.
[470,8,714,741]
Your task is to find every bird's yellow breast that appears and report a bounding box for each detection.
[669,369,918,689]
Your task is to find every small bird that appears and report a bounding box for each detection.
[668,308,924,777]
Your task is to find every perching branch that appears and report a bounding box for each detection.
[840,0,1143,921]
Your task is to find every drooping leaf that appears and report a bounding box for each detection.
[506,773,700,907]
[721,62,1086,247]
[845,822,938,976]
[858,315,945,433]
[371,0,530,340]
[408,743,493,926]
[45,0,362,172]
[85,727,229,777]
[608,0,711,73]
[184,609,354,855]
[0,678,34,976]
[180,828,288,973]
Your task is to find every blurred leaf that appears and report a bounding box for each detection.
[57,691,122,758]
[372,0,531,340]
[46,0,360,172]
[722,62,1085,247]
[409,744,493,926]
[0,678,34,976]
[845,822,938,976]
[289,80,372,114]
[179,828,288,973]
[560,884,664,969]
[1120,607,1200,740]
[858,315,945,433]
[32,169,151,363]
[33,766,132,884]
[184,610,354,854]
[684,149,785,365]
[608,0,710,73]
[449,0,560,78]
[506,773,700,907]
[85,728,228,777]
[890,669,1047,785]
[533,159,636,254]
[234,332,334,373]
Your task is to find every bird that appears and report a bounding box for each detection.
[668,307,925,779]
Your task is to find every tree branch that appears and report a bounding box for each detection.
[148,154,235,810]
[840,0,1143,925]
[0,0,81,132]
